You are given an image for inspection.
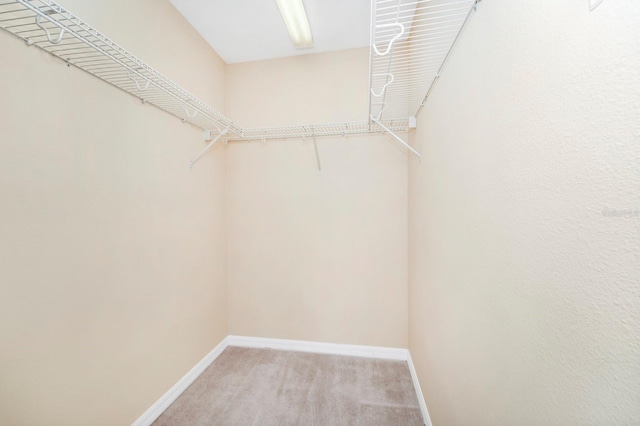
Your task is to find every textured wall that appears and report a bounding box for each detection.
[408,0,640,425]
[0,1,228,424]
[226,49,409,348]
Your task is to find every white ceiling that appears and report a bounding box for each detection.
[169,0,371,64]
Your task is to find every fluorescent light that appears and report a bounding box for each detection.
[275,0,313,49]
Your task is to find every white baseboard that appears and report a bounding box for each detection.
[132,335,432,426]
[131,336,229,426]
[407,351,432,426]
[227,335,409,360]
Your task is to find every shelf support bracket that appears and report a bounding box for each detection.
[189,126,228,169]
[589,0,603,11]
[371,73,394,98]
[371,102,388,121]
[127,70,150,91]
[35,14,65,44]
[183,104,198,119]
[312,129,322,175]
[372,23,404,56]
[371,117,421,160]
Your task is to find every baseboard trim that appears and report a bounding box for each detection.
[227,335,409,360]
[131,336,229,426]
[131,335,433,426]
[407,351,433,426]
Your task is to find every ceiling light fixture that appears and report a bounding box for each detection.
[275,0,313,49]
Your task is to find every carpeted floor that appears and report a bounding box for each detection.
[152,346,424,426]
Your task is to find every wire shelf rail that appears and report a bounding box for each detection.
[369,0,477,121]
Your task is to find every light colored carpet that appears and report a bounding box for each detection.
[152,346,424,426]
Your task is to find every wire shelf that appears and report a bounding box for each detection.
[0,0,245,137]
[369,0,477,121]
[0,0,412,161]
[227,118,411,142]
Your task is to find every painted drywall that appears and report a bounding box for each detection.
[0,1,228,425]
[226,49,409,348]
[227,48,372,126]
[408,1,640,425]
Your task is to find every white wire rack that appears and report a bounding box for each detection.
[0,0,243,137]
[228,119,411,142]
[0,0,414,166]
[369,0,477,121]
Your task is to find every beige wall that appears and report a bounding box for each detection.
[226,49,409,348]
[0,1,228,425]
[408,1,640,425]
[227,48,371,127]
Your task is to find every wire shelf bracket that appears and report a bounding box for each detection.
[190,126,229,169]
[312,131,322,175]
[371,116,421,159]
